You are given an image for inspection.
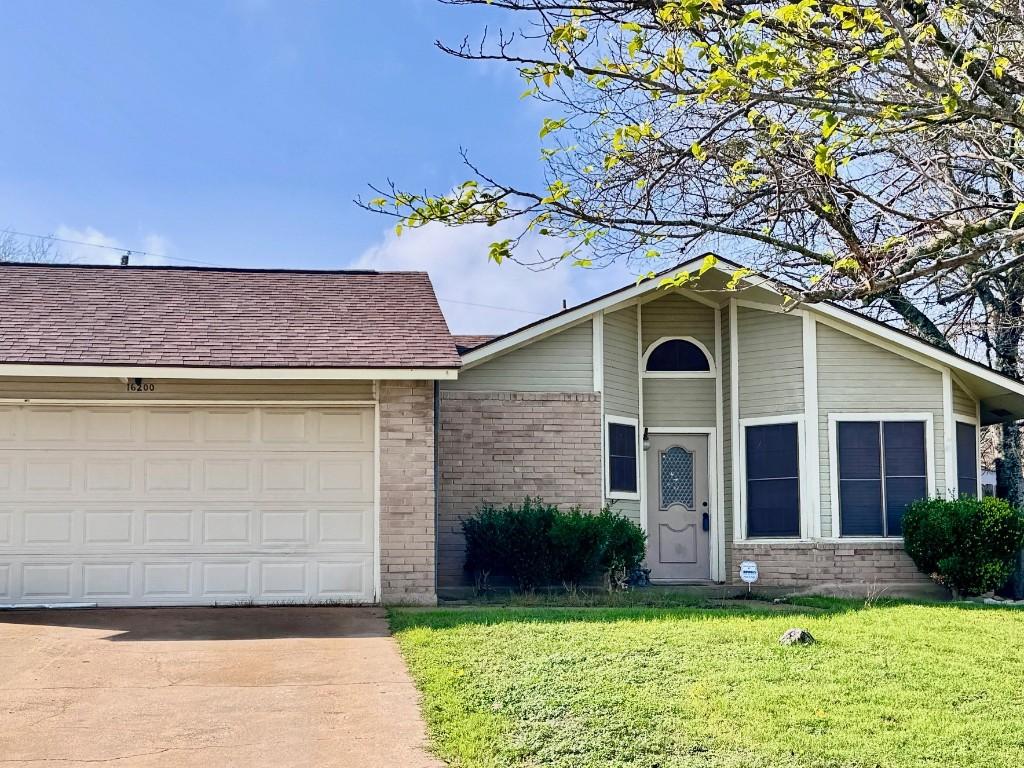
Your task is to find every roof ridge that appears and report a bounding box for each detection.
[0,261,433,277]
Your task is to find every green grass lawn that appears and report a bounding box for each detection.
[390,599,1024,767]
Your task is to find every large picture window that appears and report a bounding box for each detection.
[607,419,638,496]
[745,422,801,538]
[956,421,979,498]
[837,419,928,537]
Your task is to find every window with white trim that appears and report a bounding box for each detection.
[956,421,979,499]
[837,420,927,537]
[606,419,638,496]
[745,422,801,537]
[644,338,711,374]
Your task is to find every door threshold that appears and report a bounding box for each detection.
[648,579,716,586]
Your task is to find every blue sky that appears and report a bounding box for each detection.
[0,0,633,332]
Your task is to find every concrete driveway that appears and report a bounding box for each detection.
[0,607,442,768]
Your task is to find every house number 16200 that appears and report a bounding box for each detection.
[126,381,155,393]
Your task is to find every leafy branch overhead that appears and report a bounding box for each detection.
[359,0,1024,310]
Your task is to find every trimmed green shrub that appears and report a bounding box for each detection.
[549,506,606,590]
[595,506,647,588]
[903,496,1024,596]
[461,498,647,593]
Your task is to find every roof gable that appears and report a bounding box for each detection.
[459,256,1024,419]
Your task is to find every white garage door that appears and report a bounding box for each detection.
[0,405,376,606]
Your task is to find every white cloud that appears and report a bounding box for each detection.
[54,226,171,266]
[353,222,636,334]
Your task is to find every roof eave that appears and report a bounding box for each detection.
[0,364,460,381]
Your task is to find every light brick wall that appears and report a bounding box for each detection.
[378,380,437,605]
[437,390,603,587]
[730,541,931,588]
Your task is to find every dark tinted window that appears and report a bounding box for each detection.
[956,422,978,498]
[646,339,710,372]
[838,420,927,537]
[746,423,800,537]
[608,422,637,493]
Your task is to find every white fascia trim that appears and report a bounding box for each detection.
[802,314,822,539]
[810,303,1024,398]
[605,414,641,501]
[827,412,936,538]
[737,413,809,542]
[461,255,718,368]
[0,364,459,381]
[0,398,378,407]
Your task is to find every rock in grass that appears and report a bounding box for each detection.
[779,628,815,646]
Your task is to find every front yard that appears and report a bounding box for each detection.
[390,599,1024,767]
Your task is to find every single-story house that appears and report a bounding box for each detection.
[2,258,1024,606]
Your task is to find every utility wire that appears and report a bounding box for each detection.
[437,297,547,316]
[6,229,551,317]
[3,229,225,267]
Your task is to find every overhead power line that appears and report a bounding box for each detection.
[2,229,225,267]
[6,228,551,317]
[437,297,547,316]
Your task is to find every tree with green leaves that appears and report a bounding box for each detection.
[362,0,1024,502]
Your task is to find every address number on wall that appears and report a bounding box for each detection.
[125,380,156,393]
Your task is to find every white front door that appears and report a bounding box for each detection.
[0,405,376,606]
[645,433,711,582]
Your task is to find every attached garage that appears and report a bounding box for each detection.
[0,263,460,606]
[0,404,377,606]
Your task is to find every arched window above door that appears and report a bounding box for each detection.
[642,337,715,377]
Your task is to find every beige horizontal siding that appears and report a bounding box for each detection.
[737,307,803,418]
[603,307,639,419]
[953,380,976,418]
[816,323,945,537]
[641,293,715,358]
[643,378,717,428]
[444,322,594,392]
[602,307,641,523]
[0,377,375,401]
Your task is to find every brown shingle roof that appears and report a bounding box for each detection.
[452,334,496,355]
[0,263,461,369]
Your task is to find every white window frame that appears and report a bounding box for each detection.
[954,415,982,500]
[605,414,641,501]
[827,412,935,541]
[641,336,716,379]
[738,414,808,541]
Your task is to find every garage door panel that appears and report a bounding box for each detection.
[84,511,134,545]
[203,510,251,545]
[82,562,133,598]
[0,405,376,606]
[203,410,256,443]
[24,408,76,442]
[202,561,252,598]
[22,562,73,599]
[143,561,193,598]
[144,409,196,444]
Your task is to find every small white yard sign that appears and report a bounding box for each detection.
[739,561,759,585]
